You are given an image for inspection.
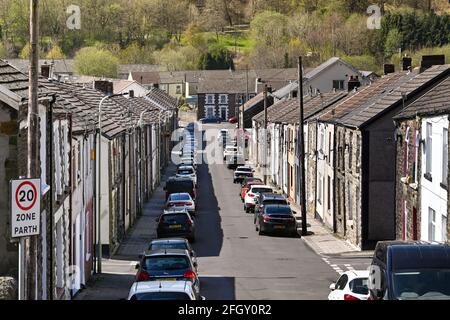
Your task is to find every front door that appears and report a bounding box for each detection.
[220,106,228,121]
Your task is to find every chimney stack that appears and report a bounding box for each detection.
[402,56,412,71]
[41,63,51,78]
[384,64,395,75]
[348,75,361,92]
[94,80,114,95]
[420,55,445,72]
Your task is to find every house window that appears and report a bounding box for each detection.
[318,173,323,204]
[206,94,214,104]
[428,207,436,241]
[205,105,215,117]
[327,176,331,211]
[442,215,448,242]
[328,132,332,164]
[176,85,182,94]
[412,130,419,184]
[319,127,325,154]
[442,128,448,186]
[238,94,244,104]
[425,122,432,179]
[356,135,361,173]
[333,80,345,90]
[219,105,228,121]
[404,127,410,175]
[219,94,228,104]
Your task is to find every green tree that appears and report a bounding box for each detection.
[199,43,234,70]
[0,42,7,58]
[385,28,403,57]
[74,47,118,77]
[46,45,65,59]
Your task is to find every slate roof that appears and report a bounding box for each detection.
[305,57,360,81]
[394,75,450,120]
[118,64,160,76]
[197,77,249,94]
[146,87,178,110]
[0,59,52,107]
[253,91,348,124]
[339,65,450,128]
[132,71,160,85]
[5,59,75,75]
[243,92,264,111]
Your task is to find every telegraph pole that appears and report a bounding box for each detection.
[27,0,40,300]
[243,66,248,129]
[298,56,307,236]
[263,84,268,185]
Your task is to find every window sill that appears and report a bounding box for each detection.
[424,173,432,182]
[440,183,448,191]
[409,183,418,191]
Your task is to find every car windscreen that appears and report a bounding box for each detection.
[263,199,288,205]
[392,269,450,300]
[349,278,369,295]
[252,188,272,194]
[178,169,194,175]
[130,292,191,300]
[144,256,190,271]
[237,168,252,172]
[161,214,190,224]
[150,242,188,251]
[169,194,191,201]
[265,206,292,215]
[167,181,194,191]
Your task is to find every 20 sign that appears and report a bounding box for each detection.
[11,179,41,238]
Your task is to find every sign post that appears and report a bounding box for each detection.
[10,178,41,300]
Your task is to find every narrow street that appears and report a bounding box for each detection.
[75,123,359,300]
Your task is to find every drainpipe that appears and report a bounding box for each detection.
[68,113,73,300]
[49,98,54,300]
[332,125,337,233]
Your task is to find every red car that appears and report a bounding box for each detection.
[228,116,238,124]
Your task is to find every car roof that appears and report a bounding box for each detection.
[150,238,188,245]
[387,242,450,270]
[344,270,370,278]
[131,281,192,295]
[168,192,191,197]
[178,166,194,170]
[167,177,194,182]
[143,249,189,257]
[250,185,272,189]
[163,208,189,214]
[261,193,286,200]
[264,204,291,210]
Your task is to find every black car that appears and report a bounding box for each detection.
[156,210,196,242]
[368,241,450,300]
[254,193,289,221]
[164,177,196,202]
[255,204,297,237]
[135,249,200,294]
[148,238,197,271]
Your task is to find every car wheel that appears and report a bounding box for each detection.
[255,224,258,231]
[258,226,264,236]
[244,205,249,213]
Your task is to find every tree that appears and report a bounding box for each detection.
[74,47,119,77]
[199,43,234,70]
[46,45,65,59]
[384,28,403,57]
[0,42,6,58]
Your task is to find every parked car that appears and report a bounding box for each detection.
[223,145,239,160]
[228,116,238,124]
[164,177,196,202]
[368,241,450,300]
[227,155,245,170]
[200,115,222,123]
[240,180,264,202]
[255,204,297,237]
[233,166,254,184]
[148,238,197,270]
[165,193,196,216]
[156,208,196,242]
[128,280,203,300]
[244,185,273,213]
[176,165,197,186]
[328,270,370,300]
[135,249,200,294]
[254,193,289,218]
[179,159,197,172]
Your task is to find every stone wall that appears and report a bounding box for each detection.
[395,119,421,241]
[0,277,17,300]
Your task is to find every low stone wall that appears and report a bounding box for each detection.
[0,277,17,300]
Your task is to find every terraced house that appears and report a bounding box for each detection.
[394,74,450,243]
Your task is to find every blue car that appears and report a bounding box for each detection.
[200,116,222,124]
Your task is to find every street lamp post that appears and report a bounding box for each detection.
[298,56,308,236]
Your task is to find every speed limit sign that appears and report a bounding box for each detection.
[11,179,41,238]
